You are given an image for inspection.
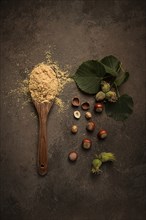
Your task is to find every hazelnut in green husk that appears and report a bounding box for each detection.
[91,152,116,174]
[98,152,116,162]
[95,91,105,101]
[91,158,102,174]
[101,81,110,93]
[105,91,117,102]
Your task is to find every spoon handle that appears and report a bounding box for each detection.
[38,114,48,175]
[33,101,53,176]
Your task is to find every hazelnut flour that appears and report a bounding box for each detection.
[29,63,58,103]
[7,49,73,114]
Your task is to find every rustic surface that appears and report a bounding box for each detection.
[0,0,146,220]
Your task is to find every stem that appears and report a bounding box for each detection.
[120,63,125,73]
[117,63,126,74]
[110,81,115,88]
[117,62,122,73]
[110,77,117,88]
[114,84,120,98]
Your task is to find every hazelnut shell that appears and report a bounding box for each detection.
[73,111,81,119]
[72,97,80,107]
[81,102,90,110]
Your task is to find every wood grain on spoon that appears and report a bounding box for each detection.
[29,64,58,176]
[34,100,53,176]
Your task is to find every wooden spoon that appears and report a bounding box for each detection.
[33,100,54,176]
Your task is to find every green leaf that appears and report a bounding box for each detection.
[73,60,106,94]
[115,72,129,87]
[100,55,121,77]
[105,94,134,121]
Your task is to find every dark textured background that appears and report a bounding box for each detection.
[0,0,146,220]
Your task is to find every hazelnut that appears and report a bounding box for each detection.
[94,103,104,113]
[98,129,108,139]
[95,91,105,101]
[82,138,92,150]
[101,81,110,93]
[68,151,78,161]
[86,121,95,131]
[85,112,92,119]
[71,125,78,134]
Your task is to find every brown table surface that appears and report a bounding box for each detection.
[0,0,146,220]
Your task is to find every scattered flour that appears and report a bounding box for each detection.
[29,63,58,103]
[7,48,73,114]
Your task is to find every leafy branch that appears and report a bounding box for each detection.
[73,55,134,121]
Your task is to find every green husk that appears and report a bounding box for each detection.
[91,159,102,174]
[98,152,116,162]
